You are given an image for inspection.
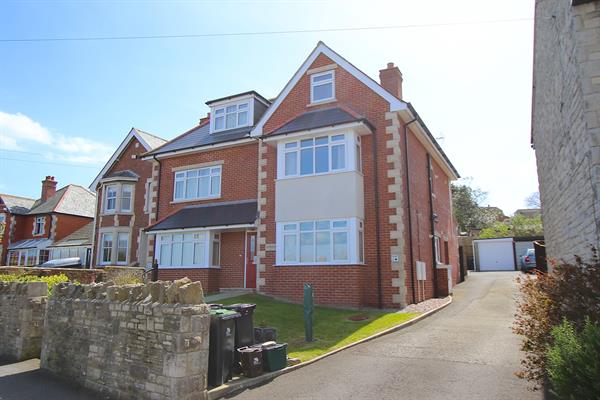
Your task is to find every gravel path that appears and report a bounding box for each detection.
[397,296,452,313]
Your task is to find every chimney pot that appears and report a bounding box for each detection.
[379,62,403,100]
[41,176,57,202]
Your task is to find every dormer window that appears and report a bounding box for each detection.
[213,102,249,132]
[311,71,335,103]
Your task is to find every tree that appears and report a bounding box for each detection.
[478,214,543,238]
[451,181,489,232]
[526,192,541,208]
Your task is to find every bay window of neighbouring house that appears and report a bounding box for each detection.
[156,231,221,268]
[99,231,130,265]
[277,218,364,265]
[101,233,113,264]
[280,133,362,178]
[310,70,335,103]
[173,166,221,201]
[103,183,134,214]
[117,233,129,264]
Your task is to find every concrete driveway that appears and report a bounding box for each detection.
[229,272,542,400]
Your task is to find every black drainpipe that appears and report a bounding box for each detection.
[403,118,418,304]
[371,128,383,309]
[427,153,439,298]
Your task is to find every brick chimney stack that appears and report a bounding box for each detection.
[41,176,57,202]
[379,62,403,100]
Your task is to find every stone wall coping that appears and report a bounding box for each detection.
[0,281,48,298]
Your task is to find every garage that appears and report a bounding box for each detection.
[473,238,515,271]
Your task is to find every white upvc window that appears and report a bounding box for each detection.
[121,185,133,212]
[33,216,45,235]
[101,233,113,264]
[156,231,221,268]
[278,219,360,265]
[105,185,117,212]
[310,70,335,103]
[282,134,346,178]
[174,166,221,201]
[358,220,364,263]
[116,233,129,264]
[213,102,250,132]
[434,235,442,265]
[212,233,221,266]
[144,181,153,213]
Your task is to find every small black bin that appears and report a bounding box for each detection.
[254,327,277,343]
[208,309,240,387]
[237,346,263,378]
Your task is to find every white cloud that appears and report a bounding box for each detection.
[0,111,113,165]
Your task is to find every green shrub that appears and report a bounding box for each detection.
[513,249,600,387]
[0,273,70,296]
[547,319,600,399]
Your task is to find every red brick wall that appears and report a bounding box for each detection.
[93,136,154,267]
[157,268,220,294]
[155,143,258,220]
[0,204,12,265]
[54,214,93,241]
[14,214,50,239]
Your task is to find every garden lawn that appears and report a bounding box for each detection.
[219,294,419,362]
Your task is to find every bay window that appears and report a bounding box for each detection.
[103,183,134,214]
[278,218,363,265]
[156,231,221,268]
[101,233,113,264]
[105,186,117,212]
[117,233,129,264]
[174,166,221,201]
[121,185,133,212]
[283,134,346,177]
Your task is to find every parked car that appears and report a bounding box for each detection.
[38,257,81,269]
[520,249,536,273]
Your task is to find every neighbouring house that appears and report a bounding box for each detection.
[139,42,459,308]
[3,176,96,266]
[0,194,36,265]
[514,208,542,219]
[47,221,94,267]
[532,0,600,262]
[90,128,167,268]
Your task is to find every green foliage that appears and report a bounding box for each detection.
[514,251,600,387]
[110,272,143,285]
[0,273,70,296]
[478,214,543,238]
[451,182,489,231]
[547,319,600,399]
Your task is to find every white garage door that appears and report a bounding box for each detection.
[475,239,515,271]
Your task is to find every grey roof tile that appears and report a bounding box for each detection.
[104,170,139,179]
[134,128,168,150]
[49,221,94,247]
[269,107,372,136]
[0,194,36,215]
[28,185,96,218]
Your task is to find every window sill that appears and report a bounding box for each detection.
[157,265,221,269]
[170,196,221,205]
[277,169,360,181]
[274,263,364,267]
[307,98,337,107]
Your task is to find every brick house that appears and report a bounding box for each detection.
[142,42,459,308]
[0,194,35,265]
[90,128,166,267]
[2,176,95,266]
[532,0,600,262]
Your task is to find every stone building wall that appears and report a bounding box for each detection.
[0,266,145,284]
[41,279,210,400]
[533,0,600,262]
[0,281,47,361]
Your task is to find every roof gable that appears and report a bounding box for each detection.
[251,41,407,136]
[90,127,166,189]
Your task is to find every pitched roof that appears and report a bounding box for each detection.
[28,185,96,218]
[90,127,167,189]
[104,170,139,180]
[0,194,36,215]
[146,200,258,232]
[143,123,253,158]
[8,238,53,250]
[49,221,94,247]
[270,107,373,137]
[205,90,271,106]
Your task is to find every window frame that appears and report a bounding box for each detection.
[212,101,251,133]
[310,70,335,104]
[104,185,118,213]
[278,218,358,266]
[434,235,442,265]
[116,232,129,265]
[281,133,348,178]
[173,165,222,202]
[33,216,45,236]
[120,184,134,213]
[155,230,221,269]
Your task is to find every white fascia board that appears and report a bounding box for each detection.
[148,223,255,235]
[251,41,407,137]
[208,93,269,108]
[398,109,459,181]
[260,121,371,144]
[90,128,153,190]
[140,138,256,161]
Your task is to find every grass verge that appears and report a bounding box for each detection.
[219,294,419,362]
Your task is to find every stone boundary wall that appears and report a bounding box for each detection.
[41,279,210,400]
[0,266,145,284]
[0,281,47,361]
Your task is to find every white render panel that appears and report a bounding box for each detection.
[275,172,364,222]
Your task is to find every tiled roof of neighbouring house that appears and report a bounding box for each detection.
[49,221,94,247]
[134,128,168,150]
[28,185,96,218]
[8,238,53,250]
[269,107,373,137]
[144,123,253,157]
[0,194,36,215]
[146,199,258,232]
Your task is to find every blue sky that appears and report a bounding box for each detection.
[0,0,535,214]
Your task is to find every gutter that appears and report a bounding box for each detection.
[403,118,418,304]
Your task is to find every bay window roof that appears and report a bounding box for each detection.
[146,199,258,232]
[269,107,374,137]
